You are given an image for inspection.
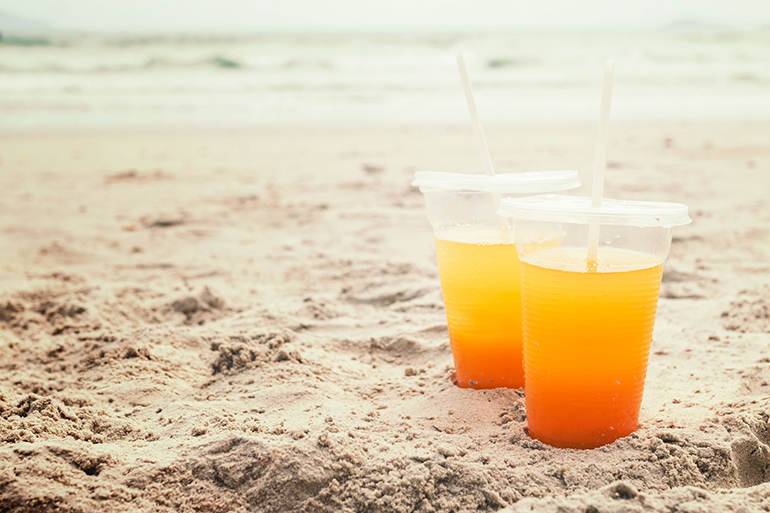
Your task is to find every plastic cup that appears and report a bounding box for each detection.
[412,172,581,390]
[497,194,691,448]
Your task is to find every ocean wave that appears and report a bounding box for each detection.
[0,53,342,74]
[104,34,248,47]
[0,35,55,47]
[0,56,249,74]
[0,31,767,90]
[487,57,540,69]
[208,56,241,69]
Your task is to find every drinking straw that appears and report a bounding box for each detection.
[455,50,512,238]
[455,50,495,177]
[587,60,616,268]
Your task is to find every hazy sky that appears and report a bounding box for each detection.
[2,0,770,33]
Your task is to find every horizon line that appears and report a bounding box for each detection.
[4,23,770,38]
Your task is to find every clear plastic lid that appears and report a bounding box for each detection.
[497,194,691,227]
[412,171,581,194]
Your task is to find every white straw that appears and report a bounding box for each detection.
[455,51,495,177]
[587,60,615,266]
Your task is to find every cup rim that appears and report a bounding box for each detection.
[497,194,692,227]
[412,171,581,194]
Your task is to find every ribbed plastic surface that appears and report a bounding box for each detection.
[434,237,524,389]
[520,248,663,449]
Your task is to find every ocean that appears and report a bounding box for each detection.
[0,30,769,131]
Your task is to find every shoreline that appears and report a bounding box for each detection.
[3,119,770,137]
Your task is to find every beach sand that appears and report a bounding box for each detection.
[1,123,769,512]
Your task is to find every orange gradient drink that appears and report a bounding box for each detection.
[434,234,523,389]
[500,192,688,448]
[412,172,583,391]
[520,247,663,449]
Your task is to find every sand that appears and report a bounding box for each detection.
[0,124,769,512]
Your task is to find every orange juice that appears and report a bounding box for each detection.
[434,233,523,389]
[520,246,663,449]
